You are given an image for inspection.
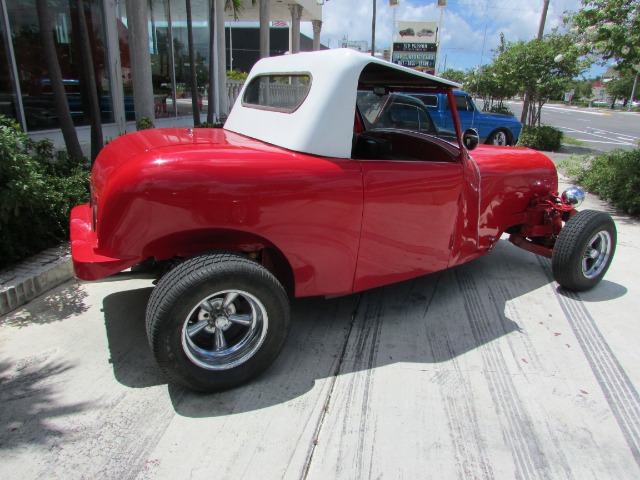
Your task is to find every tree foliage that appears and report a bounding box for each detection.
[452,32,588,124]
[565,0,640,70]
[439,68,466,85]
[605,68,639,105]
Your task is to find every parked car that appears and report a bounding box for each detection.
[408,90,522,146]
[71,49,616,392]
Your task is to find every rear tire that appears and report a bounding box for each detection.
[146,253,290,392]
[552,210,616,291]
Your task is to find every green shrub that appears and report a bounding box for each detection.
[560,149,640,215]
[196,121,223,129]
[136,116,155,130]
[487,104,514,116]
[227,69,248,81]
[0,115,89,268]
[516,125,563,151]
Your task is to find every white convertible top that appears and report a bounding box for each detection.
[224,48,460,159]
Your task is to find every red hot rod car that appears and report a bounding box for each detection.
[70,49,616,392]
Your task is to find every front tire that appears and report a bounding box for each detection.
[552,210,616,291]
[146,253,290,392]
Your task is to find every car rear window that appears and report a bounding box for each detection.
[242,74,311,112]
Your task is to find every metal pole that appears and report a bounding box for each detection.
[435,5,444,73]
[371,0,376,56]
[628,72,638,112]
[167,0,177,117]
[229,23,233,71]
[0,0,26,130]
[537,0,550,38]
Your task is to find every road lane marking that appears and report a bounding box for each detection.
[561,127,637,146]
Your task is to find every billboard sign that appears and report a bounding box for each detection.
[393,21,439,74]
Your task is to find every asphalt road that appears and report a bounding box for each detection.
[506,101,640,152]
[2,175,640,479]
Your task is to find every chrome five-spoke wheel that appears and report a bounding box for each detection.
[582,231,612,279]
[182,290,268,370]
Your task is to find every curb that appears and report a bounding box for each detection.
[0,243,74,317]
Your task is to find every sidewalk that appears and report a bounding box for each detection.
[0,243,73,316]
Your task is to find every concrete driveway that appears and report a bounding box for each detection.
[1,173,639,479]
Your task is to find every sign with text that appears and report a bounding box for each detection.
[392,21,439,73]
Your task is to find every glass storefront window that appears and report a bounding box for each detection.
[118,0,211,120]
[168,0,210,118]
[0,4,17,120]
[7,0,113,131]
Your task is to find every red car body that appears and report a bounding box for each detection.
[71,126,556,297]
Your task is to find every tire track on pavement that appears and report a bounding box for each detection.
[456,267,551,480]
[538,256,640,471]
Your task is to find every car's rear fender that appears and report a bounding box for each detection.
[141,228,296,293]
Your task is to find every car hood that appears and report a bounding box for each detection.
[469,144,556,178]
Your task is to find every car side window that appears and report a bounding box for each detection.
[385,102,436,135]
[417,108,435,134]
[387,103,419,130]
[242,74,311,112]
[455,95,472,112]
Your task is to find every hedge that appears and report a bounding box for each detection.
[0,116,90,268]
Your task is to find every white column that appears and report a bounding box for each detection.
[260,0,270,58]
[290,4,302,54]
[312,19,322,51]
[215,0,227,116]
[102,0,125,133]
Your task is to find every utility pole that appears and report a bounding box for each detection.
[538,0,550,38]
[521,0,550,125]
[371,0,376,56]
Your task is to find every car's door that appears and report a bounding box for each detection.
[352,130,464,292]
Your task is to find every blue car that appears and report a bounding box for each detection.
[408,90,522,146]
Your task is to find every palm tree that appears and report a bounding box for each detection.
[35,0,83,159]
[72,0,103,162]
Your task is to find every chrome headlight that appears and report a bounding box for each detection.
[561,186,585,207]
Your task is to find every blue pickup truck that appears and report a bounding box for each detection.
[407,90,522,146]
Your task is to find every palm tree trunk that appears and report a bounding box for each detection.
[35,0,83,159]
[186,0,200,125]
[73,0,103,162]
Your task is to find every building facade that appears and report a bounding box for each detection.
[0,0,323,148]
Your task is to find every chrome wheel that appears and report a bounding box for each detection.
[181,289,268,370]
[489,130,508,146]
[582,231,612,279]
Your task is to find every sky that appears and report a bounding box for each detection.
[299,0,608,77]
